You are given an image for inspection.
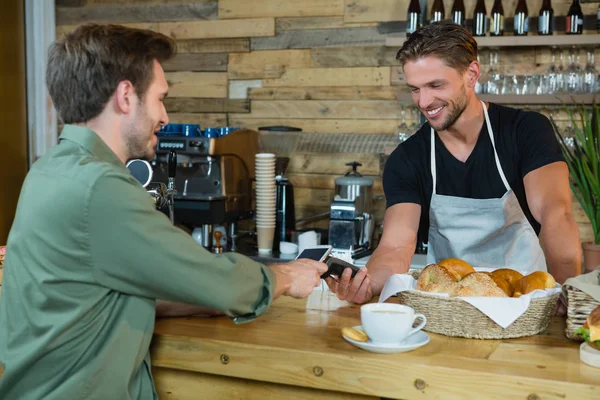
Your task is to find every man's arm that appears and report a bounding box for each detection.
[156,300,224,318]
[366,203,422,294]
[524,161,582,283]
[325,203,421,303]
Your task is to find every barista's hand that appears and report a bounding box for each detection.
[325,267,373,304]
[270,260,328,299]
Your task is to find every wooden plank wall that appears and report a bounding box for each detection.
[54,0,597,242]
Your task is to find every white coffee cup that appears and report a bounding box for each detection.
[360,303,426,344]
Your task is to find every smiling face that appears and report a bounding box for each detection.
[404,56,473,132]
[123,60,169,160]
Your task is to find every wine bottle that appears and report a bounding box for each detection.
[472,0,488,37]
[513,0,529,36]
[565,0,584,35]
[406,0,423,36]
[431,0,445,23]
[451,0,466,26]
[538,0,553,36]
[490,0,505,36]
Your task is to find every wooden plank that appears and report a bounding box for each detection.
[165,72,227,98]
[228,50,311,80]
[249,86,400,100]
[230,117,401,134]
[287,152,380,175]
[56,2,217,25]
[219,0,344,19]
[159,18,276,40]
[167,113,227,127]
[153,367,378,400]
[175,38,250,54]
[311,46,398,67]
[262,67,390,87]
[56,22,160,38]
[162,53,227,72]
[344,0,405,23]
[251,27,386,50]
[276,17,376,31]
[164,98,249,113]
[295,187,335,208]
[229,80,262,100]
[237,100,402,119]
[288,173,383,193]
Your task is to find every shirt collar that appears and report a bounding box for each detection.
[59,124,125,169]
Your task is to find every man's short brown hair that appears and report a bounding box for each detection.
[396,21,478,74]
[46,24,176,124]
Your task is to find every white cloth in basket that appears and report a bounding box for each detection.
[379,274,561,329]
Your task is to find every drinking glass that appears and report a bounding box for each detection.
[583,48,598,93]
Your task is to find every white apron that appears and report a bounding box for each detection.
[426,101,547,274]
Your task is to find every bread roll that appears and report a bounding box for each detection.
[451,272,509,297]
[512,271,556,298]
[491,269,523,289]
[416,264,460,291]
[438,258,476,279]
[488,275,513,296]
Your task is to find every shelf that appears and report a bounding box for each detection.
[396,94,599,105]
[386,34,600,48]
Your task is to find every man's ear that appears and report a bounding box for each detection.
[115,80,136,114]
[465,60,481,89]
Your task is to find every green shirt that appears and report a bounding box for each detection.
[0,125,275,400]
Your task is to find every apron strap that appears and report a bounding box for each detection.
[481,100,511,192]
[430,101,511,196]
[430,126,437,195]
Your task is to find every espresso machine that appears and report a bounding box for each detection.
[150,126,258,252]
[126,153,177,222]
[328,162,375,260]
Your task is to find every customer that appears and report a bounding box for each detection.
[0,24,326,400]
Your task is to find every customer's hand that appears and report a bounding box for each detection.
[270,259,328,299]
[325,267,373,304]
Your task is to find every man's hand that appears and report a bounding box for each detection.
[269,259,328,299]
[325,267,373,304]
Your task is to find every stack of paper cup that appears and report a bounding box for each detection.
[255,153,276,253]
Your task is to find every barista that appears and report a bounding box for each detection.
[326,22,582,304]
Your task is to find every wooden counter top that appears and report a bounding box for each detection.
[150,290,599,399]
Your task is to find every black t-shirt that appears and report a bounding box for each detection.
[383,103,564,245]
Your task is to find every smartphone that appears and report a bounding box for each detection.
[295,245,333,262]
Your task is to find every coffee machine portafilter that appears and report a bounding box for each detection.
[126,150,177,223]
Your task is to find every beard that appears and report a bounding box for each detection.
[124,100,158,161]
[426,85,469,132]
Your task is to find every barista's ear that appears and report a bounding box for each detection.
[115,80,136,114]
[465,60,481,89]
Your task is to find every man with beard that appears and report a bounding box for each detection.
[0,24,327,399]
[325,21,581,304]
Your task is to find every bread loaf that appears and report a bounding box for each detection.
[512,271,556,298]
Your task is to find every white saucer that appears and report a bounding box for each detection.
[342,325,430,354]
[580,342,600,368]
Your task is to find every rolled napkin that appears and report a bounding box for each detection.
[562,267,600,303]
[379,273,561,329]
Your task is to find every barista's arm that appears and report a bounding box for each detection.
[524,161,582,283]
[325,203,421,303]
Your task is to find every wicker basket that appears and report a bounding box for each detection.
[393,270,559,339]
[565,285,600,340]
